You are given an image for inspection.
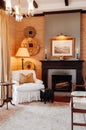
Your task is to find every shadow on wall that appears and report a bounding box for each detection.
[11,57,42,79]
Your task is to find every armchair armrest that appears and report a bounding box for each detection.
[71,91,86,110]
[12,80,19,86]
[71,91,86,97]
[72,83,85,91]
[35,79,43,84]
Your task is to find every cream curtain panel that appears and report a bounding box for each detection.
[0,9,11,99]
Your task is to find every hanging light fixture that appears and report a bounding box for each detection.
[0,0,38,22]
[27,0,34,16]
[14,0,23,22]
[5,0,12,14]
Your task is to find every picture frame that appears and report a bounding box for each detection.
[50,37,75,59]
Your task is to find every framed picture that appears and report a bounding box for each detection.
[50,37,75,59]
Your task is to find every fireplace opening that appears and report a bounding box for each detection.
[52,75,72,92]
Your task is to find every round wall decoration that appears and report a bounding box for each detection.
[21,37,40,56]
[24,26,36,38]
[24,61,35,70]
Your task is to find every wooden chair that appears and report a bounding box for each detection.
[72,75,86,91]
[71,75,86,130]
[71,91,86,130]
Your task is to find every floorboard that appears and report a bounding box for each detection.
[54,96,70,102]
[54,92,70,102]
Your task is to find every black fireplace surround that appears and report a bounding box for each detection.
[41,60,84,90]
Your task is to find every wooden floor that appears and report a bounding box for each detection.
[54,92,70,102]
[54,96,70,102]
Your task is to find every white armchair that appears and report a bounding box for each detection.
[12,70,44,104]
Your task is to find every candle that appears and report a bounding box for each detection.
[45,49,47,54]
[76,48,79,54]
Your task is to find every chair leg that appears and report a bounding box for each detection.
[71,97,73,130]
[71,109,73,130]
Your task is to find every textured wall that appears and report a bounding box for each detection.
[8,16,16,56]
[15,16,45,60]
[81,13,86,60]
[45,13,80,59]
[81,13,86,76]
[10,16,44,79]
[9,13,86,79]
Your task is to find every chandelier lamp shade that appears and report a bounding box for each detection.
[16,47,30,69]
[0,0,38,22]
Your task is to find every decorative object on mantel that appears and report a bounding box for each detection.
[45,49,48,60]
[76,48,79,59]
[24,26,36,38]
[59,56,64,60]
[21,37,40,56]
[50,35,75,59]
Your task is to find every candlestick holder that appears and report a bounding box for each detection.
[76,53,79,59]
[45,49,47,60]
[45,53,47,60]
[76,48,79,59]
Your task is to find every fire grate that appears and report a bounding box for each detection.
[52,75,72,92]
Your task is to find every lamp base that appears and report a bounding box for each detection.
[21,58,24,69]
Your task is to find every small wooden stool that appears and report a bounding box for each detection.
[40,88,54,104]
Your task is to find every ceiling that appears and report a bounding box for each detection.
[12,0,86,15]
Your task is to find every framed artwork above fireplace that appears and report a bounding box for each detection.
[50,37,75,59]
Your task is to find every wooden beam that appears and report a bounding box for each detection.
[0,0,5,10]
[64,0,69,6]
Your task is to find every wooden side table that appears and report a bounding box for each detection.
[0,82,15,109]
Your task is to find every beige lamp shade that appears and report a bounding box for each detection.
[16,47,30,69]
[16,47,30,58]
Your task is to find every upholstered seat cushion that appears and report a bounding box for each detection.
[71,91,86,96]
[16,83,44,92]
[71,91,86,110]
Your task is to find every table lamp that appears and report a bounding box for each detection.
[16,47,30,69]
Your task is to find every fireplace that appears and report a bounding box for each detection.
[48,69,76,89]
[41,60,84,90]
[52,75,72,92]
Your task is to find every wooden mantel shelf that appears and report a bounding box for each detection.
[41,60,84,88]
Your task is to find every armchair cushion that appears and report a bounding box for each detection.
[19,73,35,84]
[35,79,43,84]
[71,91,86,110]
[16,83,44,92]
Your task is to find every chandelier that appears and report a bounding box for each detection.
[0,0,38,22]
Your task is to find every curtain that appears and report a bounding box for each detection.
[0,9,11,99]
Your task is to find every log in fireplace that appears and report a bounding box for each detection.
[41,60,84,91]
[52,75,72,92]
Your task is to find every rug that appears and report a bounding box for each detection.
[0,101,86,130]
